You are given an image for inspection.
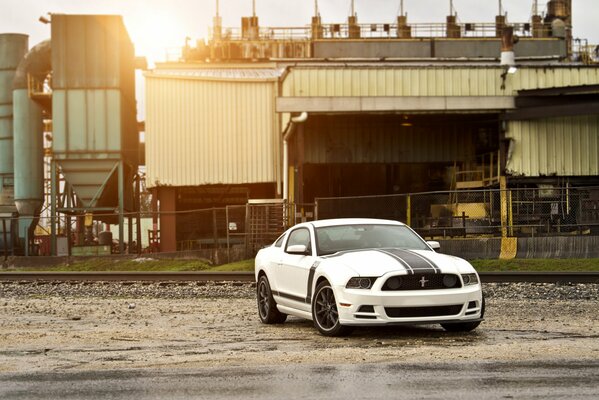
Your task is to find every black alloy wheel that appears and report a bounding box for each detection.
[257,275,287,324]
[312,281,352,336]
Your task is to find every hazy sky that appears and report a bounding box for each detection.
[2,0,598,64]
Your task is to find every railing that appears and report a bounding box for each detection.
[572,41,599,65]
[453,152,500,190]
[206,21,551,42]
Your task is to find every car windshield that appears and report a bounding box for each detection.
[315,224,430,256]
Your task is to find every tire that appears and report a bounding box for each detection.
[441,296,485,332]
[256,275,287,324]
[312,281,352,337]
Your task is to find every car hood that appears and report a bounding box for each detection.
[321,248,475,276]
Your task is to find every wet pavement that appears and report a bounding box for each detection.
[2,360,599,399]
[1,283,598,398]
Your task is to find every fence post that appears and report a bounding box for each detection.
[508,189,513,236]
[500,176,508,238]
[406,195,411,226]
[2,218,7,262]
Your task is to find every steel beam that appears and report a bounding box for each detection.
[276,96,516,113]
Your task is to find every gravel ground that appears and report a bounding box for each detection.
[2,280,599,301]
[1,281,598,373]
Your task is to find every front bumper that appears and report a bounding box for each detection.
[335,284,483,326]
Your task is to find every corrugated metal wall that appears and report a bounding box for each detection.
[282,66,599,97]
[506,116,599,177]
[51,14,138,163]
[145,76,280,187]
[304,115,477,164]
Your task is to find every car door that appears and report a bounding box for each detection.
[276,227,316,312]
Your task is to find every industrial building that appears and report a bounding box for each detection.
[1,0,598,258]
[145,0,599,252]
[1,15,140,256]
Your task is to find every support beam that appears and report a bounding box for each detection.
[50,160,57,256]
[276,96,516,113]
[118,160,125,254]
[135,174,142,255]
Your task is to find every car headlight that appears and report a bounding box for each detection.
[346,277,377,289]
[461,273,479,286]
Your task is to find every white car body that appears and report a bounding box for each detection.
[255,218,484,335]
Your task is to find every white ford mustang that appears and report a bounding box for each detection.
[255,218,484,336]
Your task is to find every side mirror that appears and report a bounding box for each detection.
[427,241,441,251]
[286,244,310,255]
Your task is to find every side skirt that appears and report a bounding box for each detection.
[277,305,313,321]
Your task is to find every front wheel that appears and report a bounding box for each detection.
[312,281,352,337]
[441,296,485,332]
[257,275,287,324]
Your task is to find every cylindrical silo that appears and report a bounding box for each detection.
[0,33,28,252]
[13,40,51,255]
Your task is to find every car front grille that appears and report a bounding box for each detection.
[381,274,462,291]
[384,304,463,318]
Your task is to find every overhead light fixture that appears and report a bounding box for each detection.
[507,66,518,74]
[401,115,413,127]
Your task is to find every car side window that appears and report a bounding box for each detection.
[285,228,311,253]
[273,234,285,248]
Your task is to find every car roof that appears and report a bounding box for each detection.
[296,218,406,229]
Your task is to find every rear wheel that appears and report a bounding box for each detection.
[257,275,287,324]
[441,296,485,332]
[312,281,352,337]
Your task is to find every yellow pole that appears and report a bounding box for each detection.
[500,176,508,238]
[508,189,513,236]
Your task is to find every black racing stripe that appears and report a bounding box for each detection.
[376,249,413,274]
[305,261,320,304]
[383,248,438,274]
[273,290,308,304]
[402,249,441,273]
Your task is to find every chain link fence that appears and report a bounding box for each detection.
[1,201,315,261]
[3,188,598,260]
[316,186,599,239]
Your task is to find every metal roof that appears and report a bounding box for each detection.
[147,68,285,82]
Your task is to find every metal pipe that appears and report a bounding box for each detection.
[283,112,308,202]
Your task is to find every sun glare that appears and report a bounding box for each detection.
[127,11,187,65]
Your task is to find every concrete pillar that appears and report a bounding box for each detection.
[158,187,177,252]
